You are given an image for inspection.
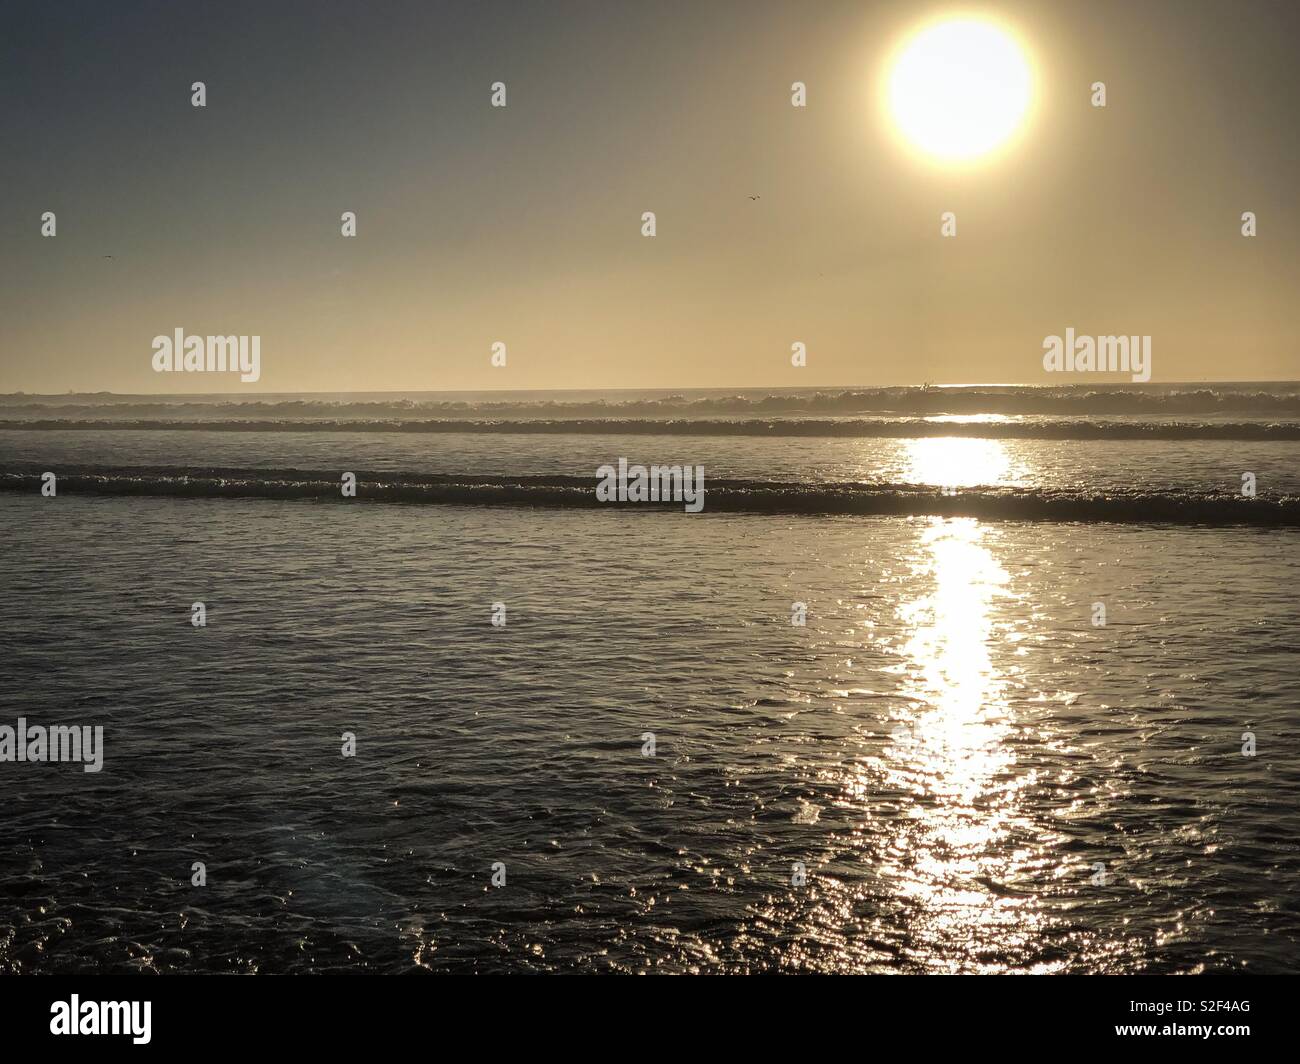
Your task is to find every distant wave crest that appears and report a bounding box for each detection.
[4,384,1300,421]
[3,418,1299,440]
[4,465,1297,525]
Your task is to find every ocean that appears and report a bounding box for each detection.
[1,383,1297,973]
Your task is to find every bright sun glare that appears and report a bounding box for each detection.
[888,18,1032,162]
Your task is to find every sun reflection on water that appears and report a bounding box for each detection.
[901,436,1020,489]
[764,439,1089,972]
[877,514,1052,971]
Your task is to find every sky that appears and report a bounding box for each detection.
[1,0,1296,394]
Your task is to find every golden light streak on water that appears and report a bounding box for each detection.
[902,436,1017,489]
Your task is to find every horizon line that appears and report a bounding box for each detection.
[4,378,1300,400]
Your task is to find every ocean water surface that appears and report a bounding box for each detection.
[1,385,1297,973]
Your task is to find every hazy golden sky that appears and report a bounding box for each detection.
[1,0,1296,393]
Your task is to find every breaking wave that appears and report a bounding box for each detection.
[4,465,1297,525]
[3,384,1300,421]
[4,418,1299,440]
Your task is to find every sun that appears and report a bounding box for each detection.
[887,18,1033,162]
